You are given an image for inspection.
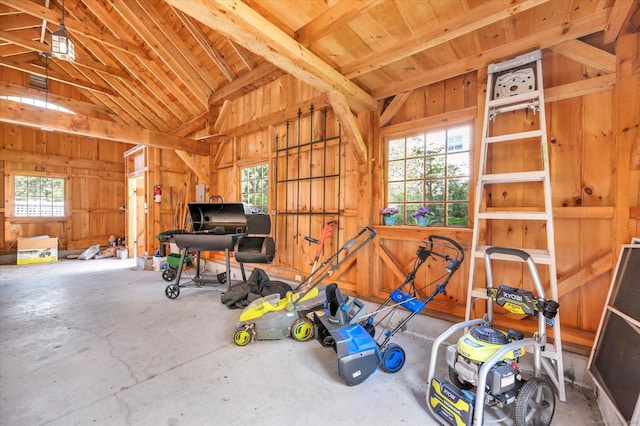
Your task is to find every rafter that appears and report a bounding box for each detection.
[109,0,210,103]
[371,9,609,99]
[0,56,117,96]
[341,0,550,79]
[165,0,377,113]
[175,9,234,83]
[0,30,130,79]
[0,0,149,59]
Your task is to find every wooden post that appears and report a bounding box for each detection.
[613,33,640,252]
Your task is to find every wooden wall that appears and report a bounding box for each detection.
[1,35,637,354]
[206,39,639,353]
[0,68,129,253]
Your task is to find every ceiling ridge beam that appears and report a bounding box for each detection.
[166,0,376,113]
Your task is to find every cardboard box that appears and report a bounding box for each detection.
[17,236,58,265]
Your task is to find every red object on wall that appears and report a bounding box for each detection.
[154,185,162,203]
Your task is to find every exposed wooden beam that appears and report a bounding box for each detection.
[213,100,232,133]
[1,148,125,172]
[228,39,256,71]
[176,9,234,83]
[0,99,209,156]
[381,106,477,139]
[327,90,367,165]
[0,30,130,79]
[550,40,616,73]
[109,0,210,103]
[171,112,208,137]
[0,57,118,96]
[0,0,149,59]
[379,91,413,127]
[165,0,377,113]
[174,150,210,184]
[294,0,380,44]
[604,0,637,44]
[0,81,115,117]
[557,252,613,299]
[342,0,550,79]
[544,73,616,103]
[214,94,329,140]
[371,9,609,99]
[208,62,280,105]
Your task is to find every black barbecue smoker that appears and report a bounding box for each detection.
[160,196,275,299]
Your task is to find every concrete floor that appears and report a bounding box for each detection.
[0,258,603,425]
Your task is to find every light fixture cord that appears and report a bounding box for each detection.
[61,0,65,25]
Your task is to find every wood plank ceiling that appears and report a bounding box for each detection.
[0,0,639,145]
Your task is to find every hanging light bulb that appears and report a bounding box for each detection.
[51,0,75,61]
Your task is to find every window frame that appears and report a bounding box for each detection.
[13,173,67,218]
[240,163,269,214]
[383,122,473,227]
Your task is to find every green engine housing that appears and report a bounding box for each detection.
[456,327,525,363]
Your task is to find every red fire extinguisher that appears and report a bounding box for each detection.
[154,185,162,203]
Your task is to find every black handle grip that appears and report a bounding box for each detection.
[486,246,530,261]
[427,235,465,261]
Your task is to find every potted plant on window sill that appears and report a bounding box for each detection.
[381,207,399,226]
[413,207,435,227]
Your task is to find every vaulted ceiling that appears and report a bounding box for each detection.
[1,0,639,141]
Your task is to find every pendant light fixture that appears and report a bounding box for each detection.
[51,0,75,61]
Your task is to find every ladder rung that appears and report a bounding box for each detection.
[470,288,487,299]
[480,171,546,184]
[477,211,550,221]
[473,246,552,264]
[488,91,542,109]
[485,129,544,143]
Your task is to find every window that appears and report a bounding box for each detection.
[241,164,268,213]
[14,176,65,217]
[0,96,74,114]
[386,124,470,226]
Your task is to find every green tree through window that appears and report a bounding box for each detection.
[14,175,65,217]
[386,125,470,226]
[241,164,268,214]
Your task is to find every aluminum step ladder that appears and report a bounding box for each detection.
[465,49,566,402]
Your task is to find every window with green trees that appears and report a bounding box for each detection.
[14,175,65,217]
[241,164,268,213]
[386,124,470,226]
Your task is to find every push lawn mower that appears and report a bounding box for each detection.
[233,226,376,346]
[426,247,560,426]
[313,235,464,386]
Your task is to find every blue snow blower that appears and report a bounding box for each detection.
[314,235,464,386]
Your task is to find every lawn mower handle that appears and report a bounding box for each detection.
[426,235,465,262]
